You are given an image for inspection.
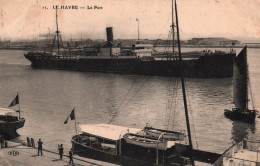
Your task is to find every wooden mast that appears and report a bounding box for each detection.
[175,0,195,165]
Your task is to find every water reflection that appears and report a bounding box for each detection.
[231,121,255,143]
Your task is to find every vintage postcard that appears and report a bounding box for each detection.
[0,0,260,165]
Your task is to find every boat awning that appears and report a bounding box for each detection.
[0,108,16,116]
[79,124,142,141]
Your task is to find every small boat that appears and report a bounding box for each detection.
[144,126,185,141]
[224,46,258,123]
[0,108,25,138]
[221,140,260,165]
[224,108,256,123]
[71,124,191,165]
[123,133,174,150]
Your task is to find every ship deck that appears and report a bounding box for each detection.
[79,55,136,59]
[78,55,199,60]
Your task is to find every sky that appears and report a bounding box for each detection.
[0,0,260,41]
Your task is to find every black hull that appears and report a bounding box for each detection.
[24,53,235,78]
[72,135,190,166]
[72,135,222,165]
[224,109,256,123]
[0,118,25,139]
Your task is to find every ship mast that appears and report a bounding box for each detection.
[171,0,175,61]
[245,45,248,109]
[136,18,140,41]
[174,0,195,165]
[55,8,60,55]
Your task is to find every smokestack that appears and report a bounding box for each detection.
[106,27,113,47]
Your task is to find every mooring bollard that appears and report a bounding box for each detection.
[27,137,31,147]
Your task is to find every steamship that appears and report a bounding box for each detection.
[24,9,236,78]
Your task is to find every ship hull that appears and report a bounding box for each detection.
[72,135,190,166]
[0,118,25,139]
[24,53,235,78]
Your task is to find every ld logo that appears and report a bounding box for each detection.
[8,150,19,156]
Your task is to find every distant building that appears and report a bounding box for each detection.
[187,38,240,46]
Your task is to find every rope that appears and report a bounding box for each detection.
[165,77,179,130]
[163,31,171,56]
[171,77,179,129]
[108,76,151,124]
[185,82,199,149]
[165,77,172,129]
[107,75,138,123]
[153,15,171,47]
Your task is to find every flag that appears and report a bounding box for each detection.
[9,94,19,107]
[64,108,75,124]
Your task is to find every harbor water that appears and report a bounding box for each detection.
[0,47,259,156]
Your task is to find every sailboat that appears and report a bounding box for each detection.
[224,46,257,123]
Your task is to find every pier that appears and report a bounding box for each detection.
[0,140,228,165]
[0,141,117,166]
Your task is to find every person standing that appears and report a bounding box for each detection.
[37,139,43,156]
[58,144,64,160]
[69,148,73,165]
[0,135,4,148]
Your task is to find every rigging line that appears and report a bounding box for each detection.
[166,77,179,130]
[186,90,199,149]
[163,31,171,55]
[165,78,171,128]
[108,76,152,124]
[169,79,176,128]
[166,78,173,128]
[166,77,174,129]
[153,15,171,46]
[107,75,139,123]
[171,77,179,129]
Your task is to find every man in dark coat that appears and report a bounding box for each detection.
[58,144,64,160]
[69,148,73,165]
[37,138,43,155]
[0,135,4,148]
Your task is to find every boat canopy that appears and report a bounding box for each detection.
[0,108,16,116]
[79,124,142,141]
